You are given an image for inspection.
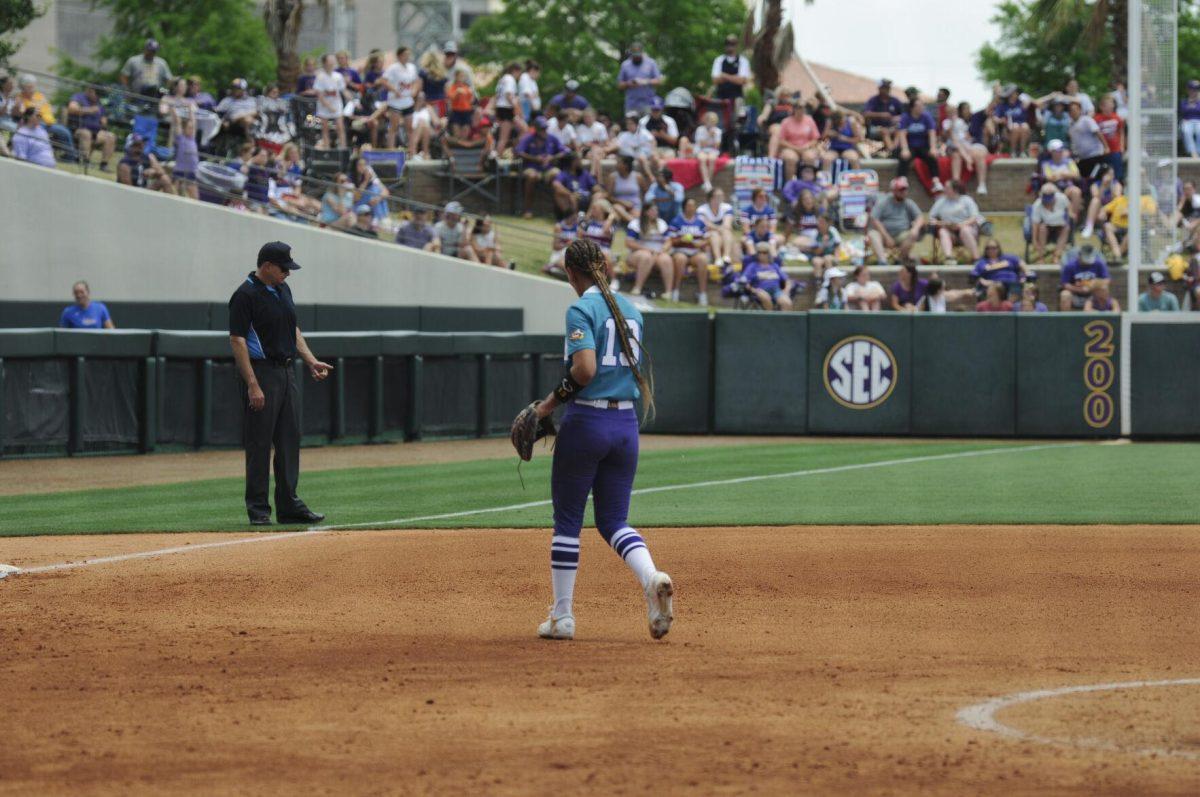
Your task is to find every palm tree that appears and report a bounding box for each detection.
[740,0,797,93]
[263,0,330,88]
[1032,0,1127,84]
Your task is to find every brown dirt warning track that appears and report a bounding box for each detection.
[2,524,1200,795]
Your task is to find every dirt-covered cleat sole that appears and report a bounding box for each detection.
[646,572,674,639]
[537,613,575,640]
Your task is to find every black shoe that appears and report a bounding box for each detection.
[249,515,273,526]
[277,510,325,524]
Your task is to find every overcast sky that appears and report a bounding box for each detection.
[789,0,1003,106]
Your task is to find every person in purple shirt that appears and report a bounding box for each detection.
[516,116,567,216]
[548,80,590,111]
[993,85,1031,156]
[781,163,823,205]
[743,242,794,311]
[66,86,116,171]
[863,79,904,150]
[617,42,662,114]
[1058,244,1110,310]
[395,208,437,250]
[295,58,318,96]
[60,281,115,329]
[971,239,1025,299]
[335,50,363,94]
[553,153,597,217]
[890,262,928,312]
[12,108,56,168]
[1180,79,1200,157]
[896,98,942,191]
[186,76,217,111]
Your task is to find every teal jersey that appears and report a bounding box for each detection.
[564,286,645,401]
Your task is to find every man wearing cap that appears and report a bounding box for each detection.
[617,42,662,115]
[548,80,589,112]
[1139,271,1180,312]
[228,242,331,526]
[216,78,259,139]
[120,39,173,97]
[867,176,925,264]
[431,201,478,261]
[1031,183,1072,262]
[711,35,751,115]
[639,97,680,153]
[1058,244,1110,311]
[863,79,903,151]
[442,41,474,88]
[515,117,566,217]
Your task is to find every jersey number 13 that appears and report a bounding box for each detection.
[601,318,642,367]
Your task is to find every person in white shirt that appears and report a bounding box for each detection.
[627,204,674,297]
[617,111,657,179]
[492,61,522,157]
[690,111,723,193]
[547,110,576,149]
[409,93,444,159]
[571,106,610,179]
[518,60,541,123]
[382,46,421,150]
[696,186,735,266]
[313,53,348,149]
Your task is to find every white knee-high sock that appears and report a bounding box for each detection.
[608,527,657,590]
[550,535,580,618]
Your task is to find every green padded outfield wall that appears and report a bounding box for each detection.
[806,312,912,435]
[713,313,806,434]
[1129,322,1200,435]
[642,312,713,434]
[911,314,1016,436]
[1015,314,1120,437]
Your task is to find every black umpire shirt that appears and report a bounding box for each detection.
[229,272,298,362]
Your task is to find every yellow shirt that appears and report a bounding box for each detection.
[18,91,56,125]
[1102,195,1157,230]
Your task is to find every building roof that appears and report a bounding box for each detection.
[778,59,884,106]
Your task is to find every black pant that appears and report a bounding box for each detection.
[896,145,940,182]
[243,360,306,519]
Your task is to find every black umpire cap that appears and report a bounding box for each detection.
[257,241,301,270]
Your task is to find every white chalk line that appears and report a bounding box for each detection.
[312,442,1076,531]
[957,678,1200,760]
[3,442,1073,578]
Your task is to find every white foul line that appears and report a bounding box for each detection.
[3,442,1073,578]
[311,443,1073,531]
[957,678,1200,760]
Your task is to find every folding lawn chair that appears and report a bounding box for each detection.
[438,147,500,210]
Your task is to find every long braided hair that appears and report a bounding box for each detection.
[563,238,655,422]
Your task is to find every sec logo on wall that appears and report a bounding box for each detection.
[823,335,897,410]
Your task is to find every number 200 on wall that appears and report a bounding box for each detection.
[1083,320,1115,429]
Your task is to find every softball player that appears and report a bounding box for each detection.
[514,239,673,641]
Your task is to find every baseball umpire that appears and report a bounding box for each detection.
[229,241,332,526]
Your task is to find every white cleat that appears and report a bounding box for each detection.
[646,571,674,640]
[537,611,575,640]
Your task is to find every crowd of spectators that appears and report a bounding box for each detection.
[6,35,1200,312]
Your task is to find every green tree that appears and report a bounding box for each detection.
[0,0,45,68]
[464,0,745,115]
[57,0,275,93]
[263,0,329,91]
[978,0,1200,100]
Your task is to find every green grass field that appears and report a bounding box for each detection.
[2,439,1198,537]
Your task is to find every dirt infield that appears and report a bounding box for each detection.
[3,525,1199,795]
